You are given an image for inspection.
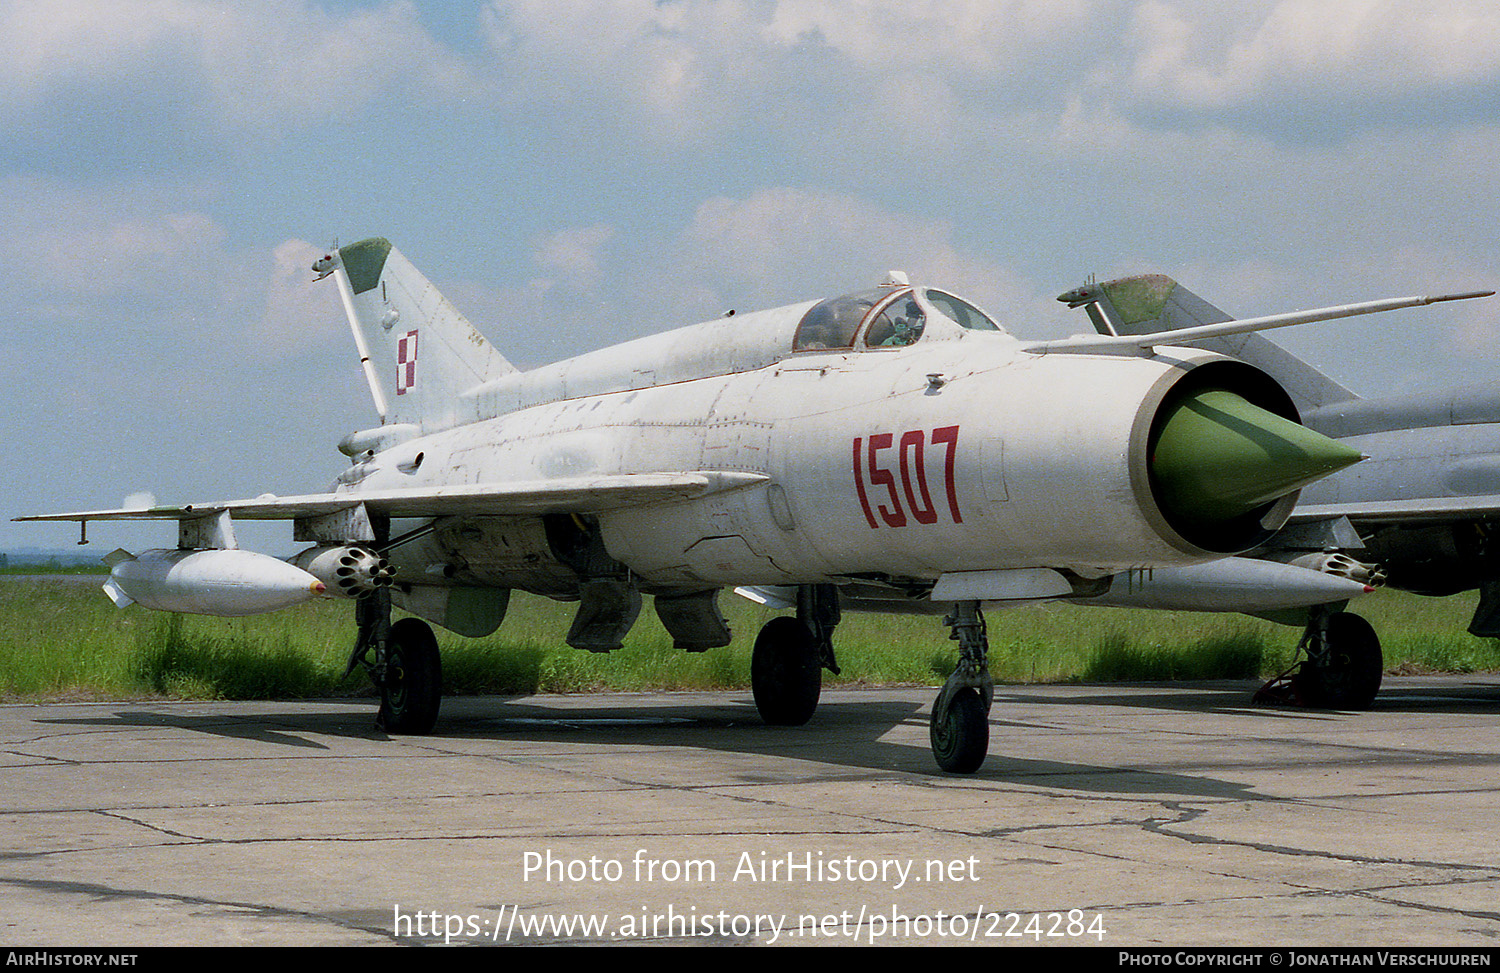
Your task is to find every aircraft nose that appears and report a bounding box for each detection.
[1149,389,1362,525]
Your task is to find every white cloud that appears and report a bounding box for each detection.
[533,224,615,279]
[10,0,1491,189]
[480,0,726,119]
[0,178,343,360]
[0,178,228,299]
[477,0,1103,139]
[254,238,345,355]
[38,212,226,296]
[661,187,1054,330]
[1113,1,1500,132]
[121,491,157,510]
[0,0,475,164]
[473,0,1500,153]
[763,0,1096,77]
[401,188,1057,365]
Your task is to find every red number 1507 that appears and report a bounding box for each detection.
[852,425,962,529]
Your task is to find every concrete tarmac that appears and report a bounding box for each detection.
[3,679,1499,947]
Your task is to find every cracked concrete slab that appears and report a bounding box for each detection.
[2,679,1498,946]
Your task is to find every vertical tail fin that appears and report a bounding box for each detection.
[1061,274,1359,411]
[322,238,517,430]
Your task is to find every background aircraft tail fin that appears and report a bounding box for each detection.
[1061,274,1359,411]
[325,238,518,429]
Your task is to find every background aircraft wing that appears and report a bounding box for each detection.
[1290,494,1500,525]
[15,471,768,523]
[1027,289,1490,361]
[1057,274,1358,405]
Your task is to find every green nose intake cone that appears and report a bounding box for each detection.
[1151,390,1363,524]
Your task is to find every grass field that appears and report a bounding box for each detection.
[2,576,1498,701]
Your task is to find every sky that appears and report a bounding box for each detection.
[4,0,1500,552]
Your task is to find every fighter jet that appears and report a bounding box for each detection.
[1059,274,1500,710]
[18,239,1484,773]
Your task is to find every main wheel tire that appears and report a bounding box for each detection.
[751,616,822,726]
[931,687,988,774]
[381,617,442,734]
[1300,612,1382,710]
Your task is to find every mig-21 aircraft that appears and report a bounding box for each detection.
[1060,274,1500,710]
[18,239,1489,772]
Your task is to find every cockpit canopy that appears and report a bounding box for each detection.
[792,285,1001,352]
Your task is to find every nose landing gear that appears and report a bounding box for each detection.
[931,601,992,774]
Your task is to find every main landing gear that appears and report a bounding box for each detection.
[1295,608,1383,710]
[751,584,840,726]
[751,617,822,725]
[347,588,443,734]
[1255,606,1382,710]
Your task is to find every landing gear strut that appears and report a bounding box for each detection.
[751,584,840,726]
[932,601,992,774]
[346,588,443,734]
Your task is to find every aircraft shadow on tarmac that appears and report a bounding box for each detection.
[36,690,1283,803]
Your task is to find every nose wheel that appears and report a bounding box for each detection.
[931,685,988,774]
[932,601,993,773]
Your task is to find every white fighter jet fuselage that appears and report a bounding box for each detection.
[366,320,1252,588]
[324,242,1355,606]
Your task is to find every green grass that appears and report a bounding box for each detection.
[1,577,1497,702]
[1080,630,1269,682]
